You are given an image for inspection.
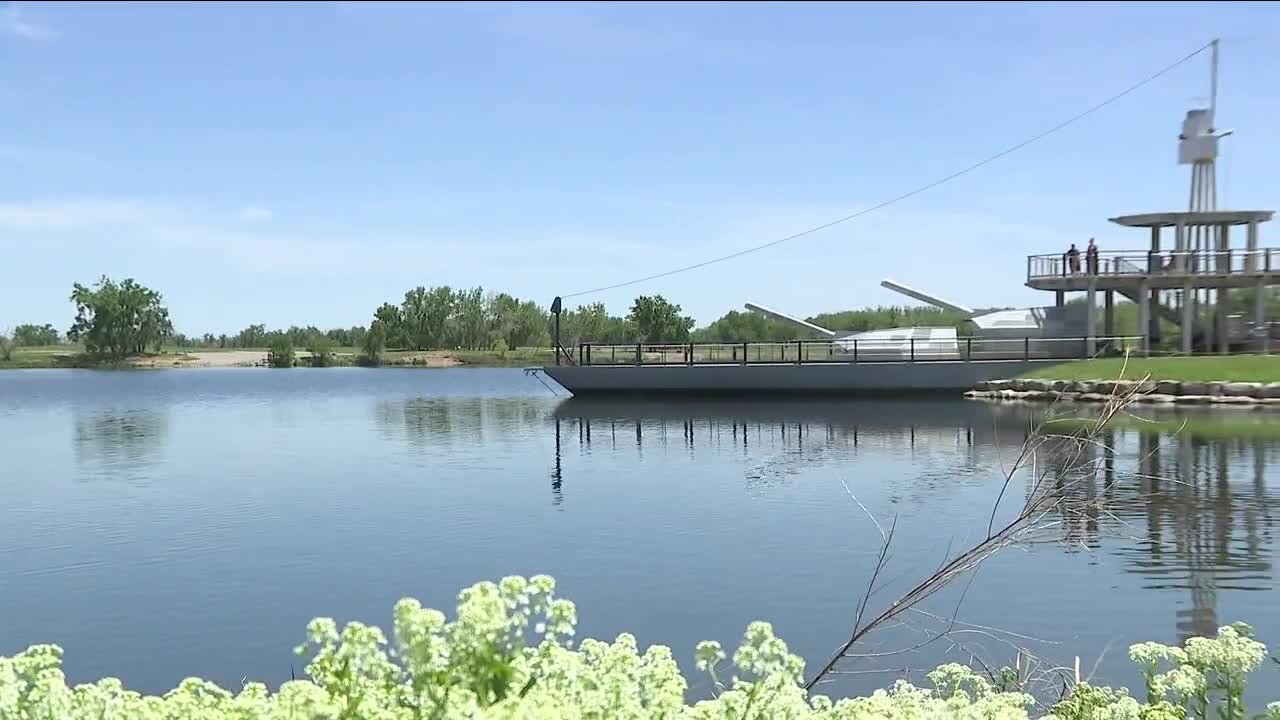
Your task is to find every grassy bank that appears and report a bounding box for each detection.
[0,345,554,369]
[1022,355,1280,383]
[1044,408,1280,441]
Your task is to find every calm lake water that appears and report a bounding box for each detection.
[1,368,1278,701]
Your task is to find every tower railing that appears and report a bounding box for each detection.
[570,336,1142,366]
[1027,248,1279,281]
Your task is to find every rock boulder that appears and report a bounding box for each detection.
[1210,396,1258,405]
[1180,382,1211,396]
[1173,395,1214,405]
[1222,382,1264,397]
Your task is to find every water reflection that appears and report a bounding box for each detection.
[73,409,169,483]
[374,396,549,449]
[552,398,1039,499]
[551,398,1280,644]
[7,368,1280,698]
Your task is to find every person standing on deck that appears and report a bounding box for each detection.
[1066,243,1081,274]
[1086,238,1099,274]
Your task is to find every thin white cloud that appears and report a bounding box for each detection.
[0,144,90,167]
[0,199,165,229]
[0,197,658,276]
[0,193,1081,322]
[0,4,59,41]
[236,206,274,223]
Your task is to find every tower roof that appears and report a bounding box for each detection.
[1108,210,1273,228]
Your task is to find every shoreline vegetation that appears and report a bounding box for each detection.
[2,274,988,371]
[2,276,1274,375]
[964,355,1280,405]
[0,346,555,370]
[2,575,1276,719]
[1017,356,1280,384]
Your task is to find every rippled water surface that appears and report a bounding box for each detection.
[2,368,1278,700]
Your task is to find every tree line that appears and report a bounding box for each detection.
[6,278,706,363]
[689,305,975,343]
[16,275,1275,363]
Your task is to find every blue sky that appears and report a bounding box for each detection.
[3,1,1279,335]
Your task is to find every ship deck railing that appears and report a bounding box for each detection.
[1027,248,1280,290]
[570,336,1143,367]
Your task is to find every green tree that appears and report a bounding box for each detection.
[266,334,294,368]
[556,302,634,347]
[489,294,550,351]
[453,286,490,350]
[324,328,350,346]
[322,326,367,348]
[1224,287,1280,317]
[68,276,174,359]
[0,331,13,361]
[348,325,368,349]
[374,303,406,349]
[236,324,268,348]
[401,286,455,350]
[305,332,335,367]
[627,295,694,343]
[286,325,321,346]
[12,323,59,346]
[807,305,971,334]
[691,310,811,343]
[362,319,387,364]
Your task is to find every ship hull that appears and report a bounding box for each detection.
[541,359,1057,396]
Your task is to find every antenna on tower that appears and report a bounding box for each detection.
[1179,38,1232,210]
[1209,37,1219,120]
[1175,38,1235,352]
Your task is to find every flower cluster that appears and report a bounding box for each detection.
[0,576,1274,720]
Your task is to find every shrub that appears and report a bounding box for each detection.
[361,319,387,365]
[0,332,13,361]
[305,333,335,367]
[0,575,1275,720]
[266,335,294,368]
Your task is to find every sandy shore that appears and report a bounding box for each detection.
[126,351,267,368]
[124,350,466,368]
[6,348,505,369]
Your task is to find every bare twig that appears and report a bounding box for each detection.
[804,373,1140,691]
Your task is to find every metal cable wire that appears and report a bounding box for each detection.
[562,41,1214,300]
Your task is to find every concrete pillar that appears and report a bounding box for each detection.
[1138,281,1151,355]
[1221,224,1231,275]
[1257,277,1270,354]
[1086,278,1097,356]
[1182,281,1194,354]
[1150,287,1162,345]
[1151,225,1161,253]
[1175,221,1186,271]
[1218,303,1229,354]
[1104,290,1115,335]
[1055,290,1064,308]
[1247,221,1259,272]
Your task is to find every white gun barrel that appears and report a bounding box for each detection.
[743,302,836,338]
[879,279,974,317]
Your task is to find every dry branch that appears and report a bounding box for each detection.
[804,373,1145,691]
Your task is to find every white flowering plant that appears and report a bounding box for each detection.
[0,575,1275,720]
